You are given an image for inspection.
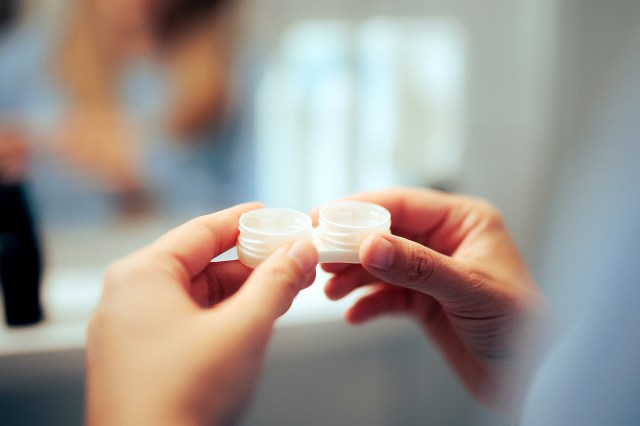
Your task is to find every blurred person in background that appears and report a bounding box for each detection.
[0,0,254,325]
[0,0,254,228]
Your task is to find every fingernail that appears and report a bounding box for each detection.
[287,240,318,274]
[324,278,342,300]
[366,236,394,271]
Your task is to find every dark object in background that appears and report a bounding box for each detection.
[0,0,17,30]
[0,183,43,326]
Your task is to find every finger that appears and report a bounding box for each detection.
[324,265,378,300]
[346,286,440,325]
[359,233,470,303]
[309,206,321,227]
[190,260,252,308]
[143,202,262,279]
[321,263,351,274]
[349,284,468,379]
[221,240,318,327]
[345,286,414,324]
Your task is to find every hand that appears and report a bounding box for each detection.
[86,203,318,426]
[316,188,550,414]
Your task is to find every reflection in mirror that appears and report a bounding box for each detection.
[255,18,465,209]
[0,0,253,328]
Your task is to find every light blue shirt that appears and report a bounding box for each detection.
[0,22,255,228]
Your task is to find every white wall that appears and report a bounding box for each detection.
[244,0,560,266]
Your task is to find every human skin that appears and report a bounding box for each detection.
[86,189,550,423]
[86,203,319,426]
[315,188,551,415]
[0,127,28,183]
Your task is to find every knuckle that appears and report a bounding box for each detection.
[473,198,504,228]
[268,264,302,299]
[102,254,150,295]
[464,266,493,290]
[102,261,128,294]
[405,247,436,286]
[475,198,499,216]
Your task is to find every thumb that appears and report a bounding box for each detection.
[359,233,467,303]
[224,240,318,326]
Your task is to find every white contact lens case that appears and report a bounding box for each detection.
[237,201,391,268]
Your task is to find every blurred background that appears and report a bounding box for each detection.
[1,0,639,424]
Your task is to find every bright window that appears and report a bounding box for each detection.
[255,17,466,210]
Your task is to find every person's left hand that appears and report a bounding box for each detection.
[86,203,318,426]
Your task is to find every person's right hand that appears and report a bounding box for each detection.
[316,188,550,415]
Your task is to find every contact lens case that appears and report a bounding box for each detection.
[237,201,391,268]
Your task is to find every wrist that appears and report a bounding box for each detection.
[497,301,556,421]
[87,400,203,426]
[86,380,205,426]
